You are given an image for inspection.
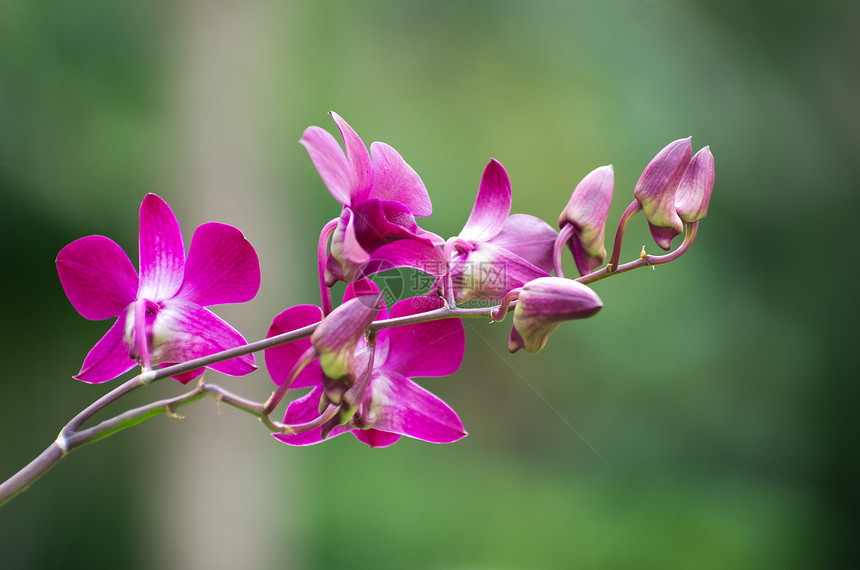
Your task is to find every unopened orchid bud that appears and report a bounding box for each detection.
[311,294,382,401]
[508,277,603,353]
[634,137,692,250]
[675,146,714,223]
[558,165,614,276]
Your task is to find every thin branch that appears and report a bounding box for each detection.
[577,221,699,285]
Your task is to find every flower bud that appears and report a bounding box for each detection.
[634,137,692,250]
[675,146,714,223]
[508,277,603,353]
[311,294,382,402]
[558,165,614,276]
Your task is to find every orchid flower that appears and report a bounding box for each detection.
[633,139,715,250]
[557,165,614,276]
[441,159,557,304]
[301,112,447,284]
[56,194,260,383]
[265,282,466,448]
[508,277,603,353]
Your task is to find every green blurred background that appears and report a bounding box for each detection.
[1,0,856,568]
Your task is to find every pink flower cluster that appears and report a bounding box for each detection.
[56,111,714,448]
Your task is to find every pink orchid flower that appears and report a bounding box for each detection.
[56,194,260,383]
[301,111,447,284]
[442,159,558,303]
[265,282,466,448]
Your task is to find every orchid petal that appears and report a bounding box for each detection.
[369,141,432,216]
[149,299,256,380]
[359,370,466,444]
[343,278,383,304]
[138,194,185,300]
[330,112,373,203]
[323,253,346,287]
[169,368,206,385]
[265,305,325,390]
[509,277,603,353]
[351,199,418,249]
[381,297,464,377]
[449,242,549,303]
[634,138,691,250]
[57,236,138,320]
[459,159,512,243]
[75,307,136,383]
[487,214,558,274]
[559,165,614,275]
[336,208,371,264]
[176,222,260,306]
[362,239,448,279]
[675,146,715,223]
[299,125,352,205]
[353,429,401,448]
[313,295,383,380]
[276,387,354,446]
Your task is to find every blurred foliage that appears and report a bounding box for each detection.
[1,0,857,568]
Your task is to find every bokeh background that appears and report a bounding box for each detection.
[1,0,856,568]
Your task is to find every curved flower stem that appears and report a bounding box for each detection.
[262,346,317,416]
[490,288,521,322]
[0,443,64,507]
[0,302,505,506]
[606,200,643,272]
[279,403,341,435]
[553,224,575,278]
[318,219,339,316]
[64,375,151,434]
[577,221,699,285]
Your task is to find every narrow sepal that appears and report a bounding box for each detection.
[330,111,373,203]
[299,125,352,205]
[459,159,512,243]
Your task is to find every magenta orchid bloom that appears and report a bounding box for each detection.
[56,194,260,384]
[265,282,466,448]
[558,165,614,276]
[508,277,604,353]
[301,111,447,284]
[442,159,558,303]
[633,138,715,250]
